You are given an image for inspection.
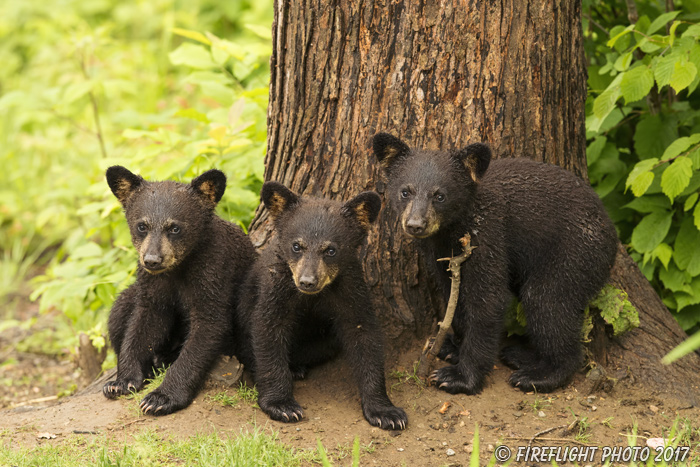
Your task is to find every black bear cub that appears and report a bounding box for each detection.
[372,133,618,394]
[103,166,255,415]
[239,182,407,430]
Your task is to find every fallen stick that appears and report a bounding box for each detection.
[417,234,475,379]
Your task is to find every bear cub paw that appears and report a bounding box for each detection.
[508,367,567,394]
[260,398,305,423]
[430,365,484,395]
[499,344,537,370]
[363,403,408,430]
[139,390,185,416]
[436,333,460,364]
[103,379,142,399]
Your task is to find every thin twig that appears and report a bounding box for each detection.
[583,13,609,36]
[11,395,59,408]
[78,50,108,159]
[528,424,567,447]
[624,0,639,24]
[504,436,594,447]
[417,234,475,378]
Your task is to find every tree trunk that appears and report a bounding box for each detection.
[250,0,700,404]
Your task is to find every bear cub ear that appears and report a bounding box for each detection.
[261,181,300,220]
[372,133,411,174]
[191,169,227,209]
[454,143,492,182]
[342,191,382,231]
[106,166,144,205]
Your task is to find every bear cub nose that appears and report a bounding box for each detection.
[298,275,318,292]
[144,254,163,269]
[406,218,427,236]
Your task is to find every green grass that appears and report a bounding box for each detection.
[0,427,313,467]
[208,382,259,408]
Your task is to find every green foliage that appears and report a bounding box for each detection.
[0,0,272,351]
[584,0,700,337]
[589,284,640,335]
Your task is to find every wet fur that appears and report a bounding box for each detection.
[373,134,618,394]
[103,167,256,415]
[237,182,407,430]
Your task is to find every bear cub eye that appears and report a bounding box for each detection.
[325,247,336,257]
[169,225,181,235]
[435,193,446,203]
[137,223,148,233]
[400,189,410,199]
[292,242,302,253]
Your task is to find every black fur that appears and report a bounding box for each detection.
[103,166,256,415]
[238,182,407,430]
[373,133,618,394]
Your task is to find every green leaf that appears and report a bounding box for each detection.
[662,330,700,364]
[593,74,622,120]
[172,28,212,45]
[634,114,679,160]
[669,21,681,46]
[655,54,677,89]
[62,81,94,105]
[695,201,700,231]
[586,136,607,165]
[174,108,210,123]
[631,172,655,197]
[622,195,671,213]
[651,242,673,269]
[659,262,691,292]
[670,60,698,93]
[685,192,699,211]
[614,52,633,72]
[620,66,654,104]
[683,24,700,38]
[168,43,217,69]
[631,211,673,253]
[638,36,664,53]
[647,10,681,35]
[674,217,700,275]
[608,24,635,48]
[661,134,700,160]
[661,156,694,202]
[626,158,659,196]
[245,24,273,40]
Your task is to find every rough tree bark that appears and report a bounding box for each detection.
[249,0,700,404]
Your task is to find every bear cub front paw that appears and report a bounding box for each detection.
[430,365,484,395]
[363,403,408,430]
[260,398,305,423]
[103,379,142,399]
[139,389,186,416]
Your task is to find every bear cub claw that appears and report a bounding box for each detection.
[430,366,484,395]
[102,380,141,399]
[436,334,460,364]
[508,367,565,394]
[363,404,408,430]
[139,390,183,416]
[260,398,305,423]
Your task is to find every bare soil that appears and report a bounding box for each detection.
[1,332,700,465]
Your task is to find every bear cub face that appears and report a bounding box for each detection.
[106,166,226,274]
[372,133,491,239]
[262,181,381,294]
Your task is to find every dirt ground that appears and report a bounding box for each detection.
[2,326,700,466]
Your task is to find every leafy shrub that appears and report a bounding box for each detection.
[584,0,700,336]
[0,0,272,352]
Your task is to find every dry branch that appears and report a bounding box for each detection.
[417,234,475,379]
